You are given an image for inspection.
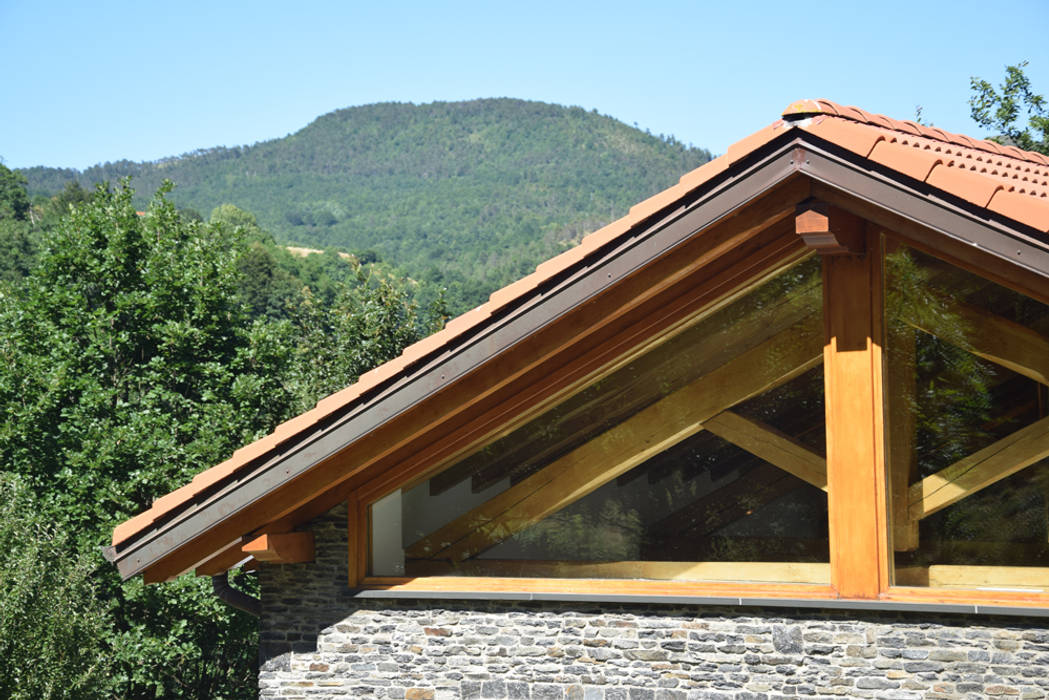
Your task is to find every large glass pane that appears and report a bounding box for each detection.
[885,245,1049,590]
[371,256,830,583]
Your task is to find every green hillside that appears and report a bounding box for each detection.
[21,99,712,308]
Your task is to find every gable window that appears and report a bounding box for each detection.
[369,256,831,584]
[884,244,1049,592]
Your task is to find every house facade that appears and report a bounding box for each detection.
[110,100,1049,698]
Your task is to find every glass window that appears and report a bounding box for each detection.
[370,256,830,584]
[885,245,1049,591]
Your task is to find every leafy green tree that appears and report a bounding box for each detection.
[0,181,291,698]
[0,474,112,700]
[0,162,38,283]
[0,163,30,221]
[970,61,1049,155]
[0,181,442,697]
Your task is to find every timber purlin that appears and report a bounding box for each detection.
[110,99,1049,613]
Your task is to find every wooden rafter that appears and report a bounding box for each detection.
[901,298,1049,386]
[908,414,1049,521]
[195,540,254,577]
[405,317,823,563]
[242,532,315,564]
[702,411,827,490]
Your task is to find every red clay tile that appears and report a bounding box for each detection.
[442,305,491,338]
[926,164,1005,207]
[836,105,869,122]
[315,385,365,414]
[782,99,828,117]
[677,157,730,191]
[803,118,886,158]
[723,122,788,165]
[628,183,688,220]
[113,510,157,544]
[868,140,944,182]
[535,246,587,277]
[987,189,1049,233]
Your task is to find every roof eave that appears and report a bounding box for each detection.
[111,129,814,581]
[111,129,1049,582]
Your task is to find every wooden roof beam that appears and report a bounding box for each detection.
[703,411,827,490]
[908,414,1049,520]
[901,300,1049,386]
[242,532,315,564]
[795,198,864,256]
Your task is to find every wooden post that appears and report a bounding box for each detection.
[822,227,889,598]
[887,324,920,551]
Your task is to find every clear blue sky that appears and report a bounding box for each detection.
[2,0,1047,170]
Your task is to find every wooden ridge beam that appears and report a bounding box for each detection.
[908,414,1049,521]
[406,317,823,562]
[703,411,827,490]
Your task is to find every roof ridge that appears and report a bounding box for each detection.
[783,99,1049,167]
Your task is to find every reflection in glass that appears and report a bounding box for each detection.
[371,256,831,583]
[885,245,1049,589]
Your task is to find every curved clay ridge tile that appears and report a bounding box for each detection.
[783,99,1049,167]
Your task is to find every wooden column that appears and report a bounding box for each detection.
[819,224,889,599]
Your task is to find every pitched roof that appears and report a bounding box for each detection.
[110,99,1049,579]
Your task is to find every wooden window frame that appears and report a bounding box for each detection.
[348,221,1049,611]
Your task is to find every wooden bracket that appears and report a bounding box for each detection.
[795,199,865,255]
[242,532,315,564]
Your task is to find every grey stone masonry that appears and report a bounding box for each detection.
[258,506,1049,699]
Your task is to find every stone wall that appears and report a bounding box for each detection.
[258,507,1049,699]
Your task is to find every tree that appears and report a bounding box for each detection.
[0,163,30,221]
[0,474,112,700]
[0,180,443,697]
[0,180,290,698]
[970,61,1049,155]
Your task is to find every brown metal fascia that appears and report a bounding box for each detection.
[112,133,812,581]
[790,138,1049,280]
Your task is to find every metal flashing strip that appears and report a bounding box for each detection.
[113,134,807,580]
[351,588,1049,618]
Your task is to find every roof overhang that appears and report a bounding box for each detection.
[108,126,1049,583]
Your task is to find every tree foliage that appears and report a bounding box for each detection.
[0,474,112,700]
[970,61,1049,155]
[0,181,442,698]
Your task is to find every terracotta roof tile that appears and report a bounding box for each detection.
[804,117,886,158]
[113,98,1049,549]
[868,139,945,182]
[925,164,1004,207]
[988,188,1049,233]
[787,99,1049,218]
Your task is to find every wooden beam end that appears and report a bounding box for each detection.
[796,199,865,255]
[243,532,315,564]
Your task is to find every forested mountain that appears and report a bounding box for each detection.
[22,99,712,308]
